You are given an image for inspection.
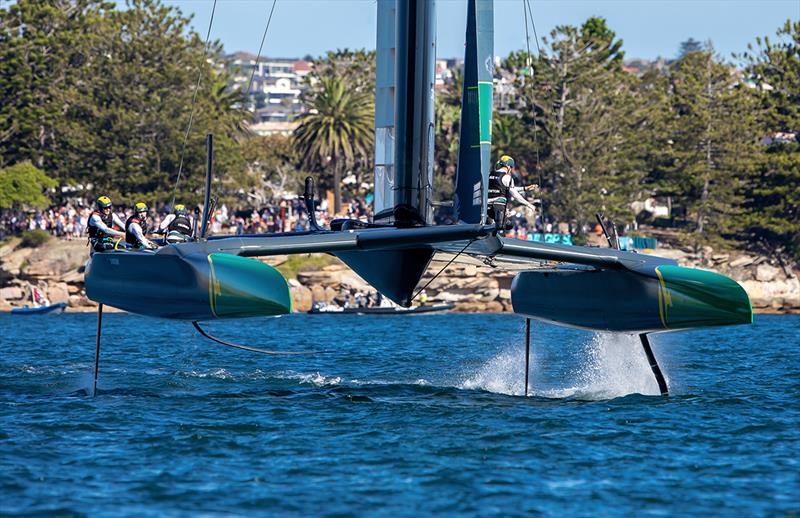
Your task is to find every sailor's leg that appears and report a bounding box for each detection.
[639,333,668,396]
[93,304,103,397]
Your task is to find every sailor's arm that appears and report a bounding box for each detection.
[89,213,124,237]
[509,185,537,212]
[158,214,175,232]
[130,223,157,249]
[111,213,126,230]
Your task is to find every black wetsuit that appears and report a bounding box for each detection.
[168,215,192,237]
[88,211,116,252]
[125,215,150,248]
[487,169,512,229]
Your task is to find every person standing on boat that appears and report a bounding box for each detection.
[158,203,194,243]
[125,202,158,250]
[487,155,538,232]
[87,196,125,253]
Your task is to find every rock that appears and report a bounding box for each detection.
[322,264,346,272]
[455,301,504,313]
[755,264,780,282]
[291,284,313,312]
[60,268,85,284]
[740,277,800,309]
[499,289,511,300]
[324,287,338,302]
[711,254,730,263]
[0,247,34,276]
[67,284,81,294]
[20,241,88,279]
[0,286,24,300]
[309,284,327,302]
[262,255,288,267]
[288,278,301,288]
[729,255,755,268]
[68,295,83,307]
[337,273,371,291]
[46,282,70,304]
[646,248,688,263]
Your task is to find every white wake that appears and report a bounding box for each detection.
[460,332,665,400]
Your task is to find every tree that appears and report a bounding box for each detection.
[663,47,761,247]
[508,17,648,228]
[0,162,57,209]
[678,38,704,58]
[0,0,250,205]
[242,134,305,204]
[739,20,800,257]
[293,76,373,214]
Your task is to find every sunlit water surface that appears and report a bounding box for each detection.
[1,313,798,515]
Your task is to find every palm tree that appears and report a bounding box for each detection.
[293,76,373,214]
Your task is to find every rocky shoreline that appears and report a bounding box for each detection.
[0,237,797,314]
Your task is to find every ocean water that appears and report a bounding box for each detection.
[0,312,797,516]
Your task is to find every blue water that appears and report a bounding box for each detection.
[1,313,798,516]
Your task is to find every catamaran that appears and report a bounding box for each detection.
[83,0,751,397]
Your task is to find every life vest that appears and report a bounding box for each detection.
[488,170,512,201]
[168,215,192,236]
[125,215,149,247]
[87,210,115,240]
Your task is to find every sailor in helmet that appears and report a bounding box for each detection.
[487,155,538,232]
[125,202,158,250]
[158,203,194,244]
[87,196,125,253]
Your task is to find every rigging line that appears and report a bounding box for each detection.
[409,239,476,303]
[523,0,543,189]
[169,0,218,211]
[246,0,279,96]
[192,321,328,355]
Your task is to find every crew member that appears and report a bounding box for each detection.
[87,196,125,253]
[125,202,158,249]
[158,203,194,243]
[487,155,538,231]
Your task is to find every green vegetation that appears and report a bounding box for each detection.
[19,229,50,248]
[293,75,374,214]
[0,162,57,209]
[275,254,337,280]
[0,1,796,258]
[0,0,247,204]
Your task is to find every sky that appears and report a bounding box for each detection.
[160,0,800,61]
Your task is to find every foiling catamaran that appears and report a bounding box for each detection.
[84,0,752,397]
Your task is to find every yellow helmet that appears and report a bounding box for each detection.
[498,155,515,168]
[134,202,148,214]
[96,196,112,210]
[174,204,187,216]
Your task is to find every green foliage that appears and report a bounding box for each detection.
[0,0,248,204]
[19,229,50,248]
[738,20,800,257]
[506,18,645,229]
[294,74,374,214]
[275,254,337,280]
[242,134,306,202]
[660,48,761,248]
[0,162,57,209]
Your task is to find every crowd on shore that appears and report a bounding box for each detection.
[0,195,581,243]
[0,197,375,241]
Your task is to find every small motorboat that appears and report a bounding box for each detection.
[11,302,67,315]
[308,301,454,315]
